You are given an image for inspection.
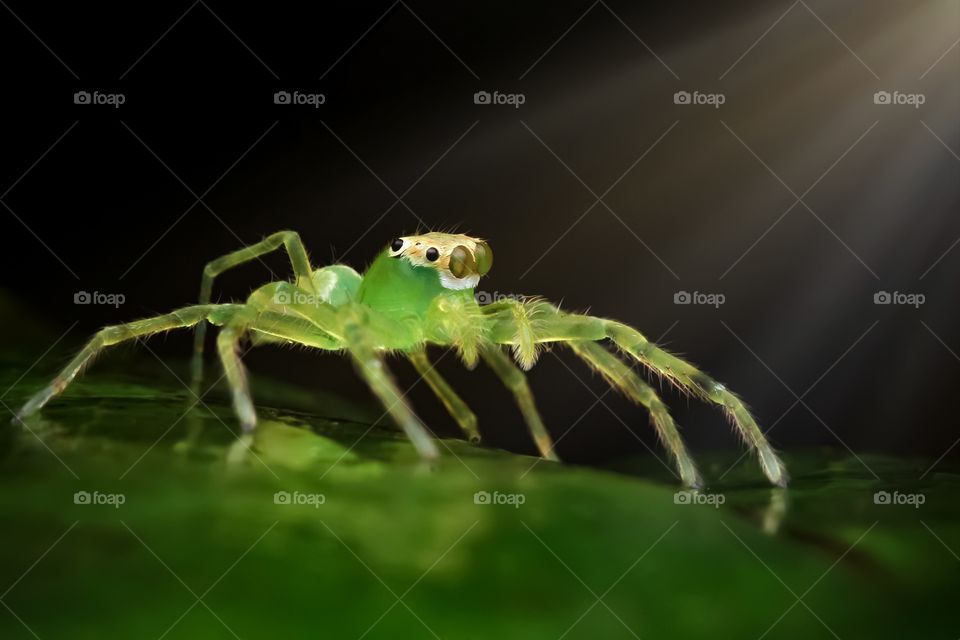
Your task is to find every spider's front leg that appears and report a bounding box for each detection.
[425,295,557,460]
[604,320,787,487]
[568,340,702,488]
[484,304,787,487]
[408,348,481,443]
[478,345,559,461]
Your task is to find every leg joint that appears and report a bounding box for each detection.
[94,327,117,344]
[274,230,300,243]
[217,326,242,347]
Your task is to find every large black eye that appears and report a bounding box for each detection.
[390,238,404,252]
[425,247,439,262]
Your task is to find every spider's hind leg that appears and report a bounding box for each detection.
[216,325,256,433]
[15,304,243,423]
[568,340,702,488]
[191,231,315,392]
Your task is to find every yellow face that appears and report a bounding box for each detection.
[388,232,493,290]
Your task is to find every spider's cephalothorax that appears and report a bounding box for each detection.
[15,231,787,488]
[358,232,492,320]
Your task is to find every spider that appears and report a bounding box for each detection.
[15,231,787,488]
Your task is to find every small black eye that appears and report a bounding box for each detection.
[425,247,439,262]
[390,238,404,252]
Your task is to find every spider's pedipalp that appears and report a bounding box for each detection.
[506,298,549,370]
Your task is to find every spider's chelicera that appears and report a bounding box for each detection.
[15,231,786,488]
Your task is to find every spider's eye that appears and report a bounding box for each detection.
[448,245,476,278]
[390,238,404,252]
[474,241,493,275]
[425,247,439,262]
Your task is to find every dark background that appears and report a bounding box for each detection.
[1,1,958,468]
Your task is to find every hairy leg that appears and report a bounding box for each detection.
[568,340,701,488]
[210,308,345,446]
[192,231,316,390]
[16,304,243,422]
[604,321,786,487]
[409,348,481,443]
[344,323,439,461]
[214,308,443,461]
[479,344,558,461]
[485,308,786,486]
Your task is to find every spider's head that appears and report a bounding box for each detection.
[386,232,493,290]
[358,232,493,317]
